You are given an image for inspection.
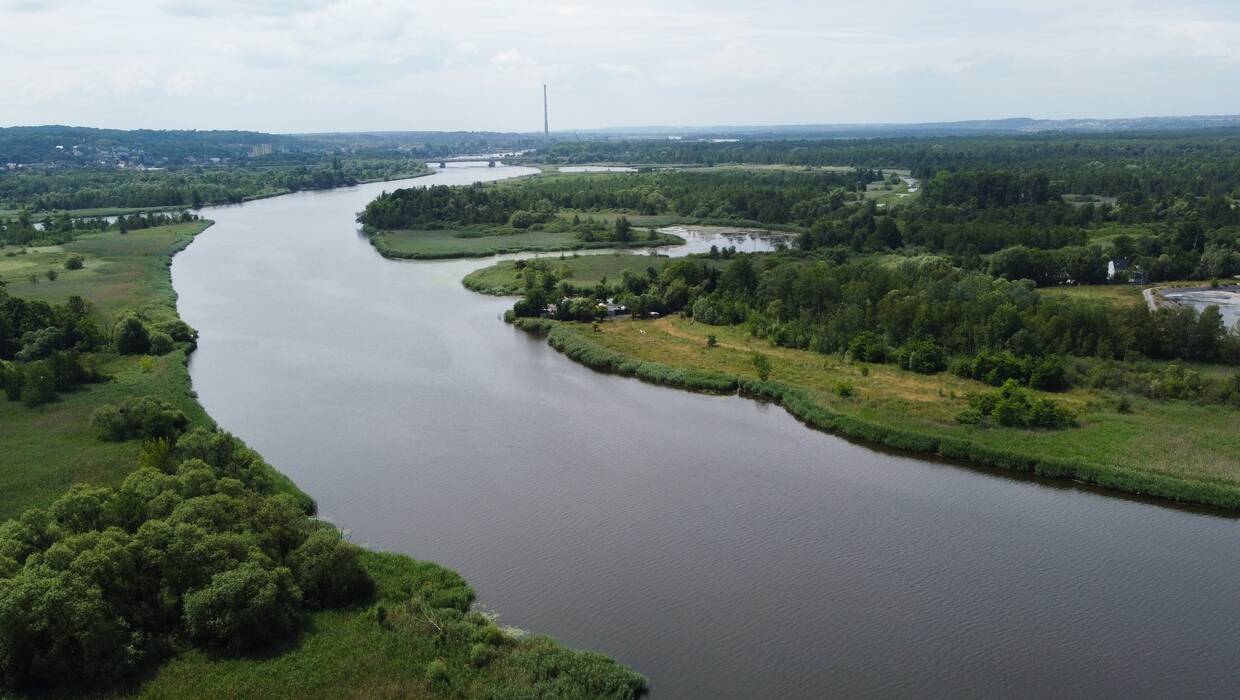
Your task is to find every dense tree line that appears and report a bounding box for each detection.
[541,131,1240,197]
[0,158,426,212]
[514,252,1240,377]
[361,169,882,232]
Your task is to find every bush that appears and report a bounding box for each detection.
[958,380,1075,430]
[847,331,886,363]
[114,316,151,355]
[751,352,772,381]
[159,319,198,345]
[19,361,57,407]
[183,562,302,652]
[63,255,85,271]
[289,528,373,609]
[834,381,855,397]
[148,331,175,356]
[508,210,536,229]
[91,395,189,442]
[895,339,946,374]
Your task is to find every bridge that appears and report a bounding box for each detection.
[432,157,499,168]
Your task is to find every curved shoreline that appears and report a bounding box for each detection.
[511,317,1240,511]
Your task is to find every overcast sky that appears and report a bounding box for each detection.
[2,0,1239,133]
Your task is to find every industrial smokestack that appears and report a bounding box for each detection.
[543,84,549,139]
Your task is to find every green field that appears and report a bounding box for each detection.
[369,224,682,260]
[1039,283,1147,308]
[517,316,1240,508]
[0,222,213,518]
[463,252,674,295]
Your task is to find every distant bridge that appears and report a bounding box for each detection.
[432,157,499,168]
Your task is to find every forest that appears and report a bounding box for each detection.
[360,169,882,231]
[0,157,427,213]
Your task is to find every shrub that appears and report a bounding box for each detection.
[424,659,450,685]
[470,642,497,668]
[159,319,198,345]
[958,380,1075,430]
[45,269,57,282]
[834,381,855,398]
[895,339,946,374]
[706,334,717,347]
[19,361,57,407]
[63,255,85,271]
[182,562,302,652]
[508,210,536,229]
[289,528,373,609]
[148,331,175,356]
[115,316,150,355]
[91,395,189,442]
[751,352,772,381]
[847,331,886,363]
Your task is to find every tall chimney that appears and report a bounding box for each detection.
[543,84,549,139]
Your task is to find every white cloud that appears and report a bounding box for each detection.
[0,0,1237,131]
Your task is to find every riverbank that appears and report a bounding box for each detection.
[512,316,1240,509]
[364,223,683,260]
[0,215,646,696]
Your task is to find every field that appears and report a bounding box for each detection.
[0,222,213,519]
[463,251,673,295]
[1038,283,1147,308]
[370,225,682,260]
[518,315,1240,508]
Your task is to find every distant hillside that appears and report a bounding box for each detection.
[575,115,1240,139]
[0,126,320,166]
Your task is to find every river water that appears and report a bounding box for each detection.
[173,165,1240,698]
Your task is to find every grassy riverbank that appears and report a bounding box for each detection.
[0,222,217,517]
[513,316,1240,509]
[0,222,646,697]
[366,224,682,260]
[463,252,673,295]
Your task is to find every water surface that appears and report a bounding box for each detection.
[174,166,1240,698]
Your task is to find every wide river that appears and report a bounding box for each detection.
[174,166,1240,698]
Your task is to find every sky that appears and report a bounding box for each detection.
[1,0,1239,133]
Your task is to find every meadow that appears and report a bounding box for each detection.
[463,251,673,295]
[370,224,682,260]
[0,222,213,518]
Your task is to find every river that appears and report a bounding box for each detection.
[173,164,1240,698]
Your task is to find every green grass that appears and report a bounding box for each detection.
[0,222,213,520]
[369,224,681,260]
[516,315,1240,509]
[463,252,673,295]
[1039,283,1147,308]
[130,551,645,700]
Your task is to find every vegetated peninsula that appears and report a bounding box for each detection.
[357,176,685,260]
[454,135,1240,509]
[0,207,646,696]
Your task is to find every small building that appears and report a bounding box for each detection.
[1108,259,1144,283]
[1107,258,1128,280]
